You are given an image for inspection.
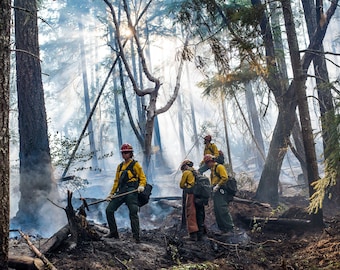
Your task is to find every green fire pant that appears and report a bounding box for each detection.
[106,186,140,240]
[213,188,234,232]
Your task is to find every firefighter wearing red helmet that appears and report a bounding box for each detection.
[120,143,133,152]
[204,154,234,233]
[105,143,147,243]
[198,135,219,174]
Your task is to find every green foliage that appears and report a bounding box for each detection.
[49,132,113,173]
[198,68,258,97]
[308,160,338,214]
[251,206,283,233]
[308,105,340,213]
[168,0,265,68]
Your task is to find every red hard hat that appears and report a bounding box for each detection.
[204,135,212,141]
[203,154,215,164]
[120,143,133,153]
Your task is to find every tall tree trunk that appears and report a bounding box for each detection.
[177,93,186,158]
[0,0,11,266]
[253,0,338,206]
[186,66,200,158]
[245,82,265,172]
[79,19,98,171]
[281,0,323,227]
[302,0,340,201]
[14,0,57,230]
[269,0,307,181]
[221,96,233,172]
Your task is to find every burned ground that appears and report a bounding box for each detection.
[9,190,340,270]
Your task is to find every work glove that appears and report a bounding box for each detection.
[137,185,145,193]
[213,184,220,193]
[106,194,114,201]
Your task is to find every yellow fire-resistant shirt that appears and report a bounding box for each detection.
[203,142,219,157]
[210,163,228,186]
[110,159,147,195]
[179,167,195,189]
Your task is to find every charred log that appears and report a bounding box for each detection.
[40,224,70,254]
[237,215,311,231]
[65,190,101,244]
[8,255,44,270]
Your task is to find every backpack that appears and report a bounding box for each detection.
[215,150,225,165]
[138,183,153,207]
[214,165,237,197]
[191,170,211,205]
[208,145,224,164]
[118,160,153,207]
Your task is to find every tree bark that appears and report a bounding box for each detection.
[0,0,11,267]
[14,0,57,230]
[281,0,323,227]
[254,0,338,207]
[302,0,340,202]
[245,82,265,172]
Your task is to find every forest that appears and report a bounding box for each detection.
[1,0,340,269]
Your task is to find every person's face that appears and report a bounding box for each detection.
[122,151,132,160]
[204,139,209,144]
[206,160,214,168]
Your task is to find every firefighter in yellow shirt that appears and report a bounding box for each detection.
[105,143,147,243]
[204,154,234,233]
[179,159,206,241]
[198,135,219,174]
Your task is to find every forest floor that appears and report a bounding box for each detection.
[9,189,340,270]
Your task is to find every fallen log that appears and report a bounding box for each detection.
[237,215,311,231]
[40,224,70,254]
[233,196,272,208]
[8,255,44,270]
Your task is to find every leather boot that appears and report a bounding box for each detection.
[104,232,119,239]
[189,232,197,241]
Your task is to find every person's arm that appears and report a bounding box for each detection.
[134,162,147,187]
[109,165,121,195]
[106,164,121,200]
[179,170,195,189]
[216,164,228,186]
[212,143,219,157]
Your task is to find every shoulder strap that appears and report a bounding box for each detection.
[192,169,198,176]
[118,162,124,172]
[214,164,221,178]
[119,160,137,175]
[126,160,137,172]
[209,143,219,155]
